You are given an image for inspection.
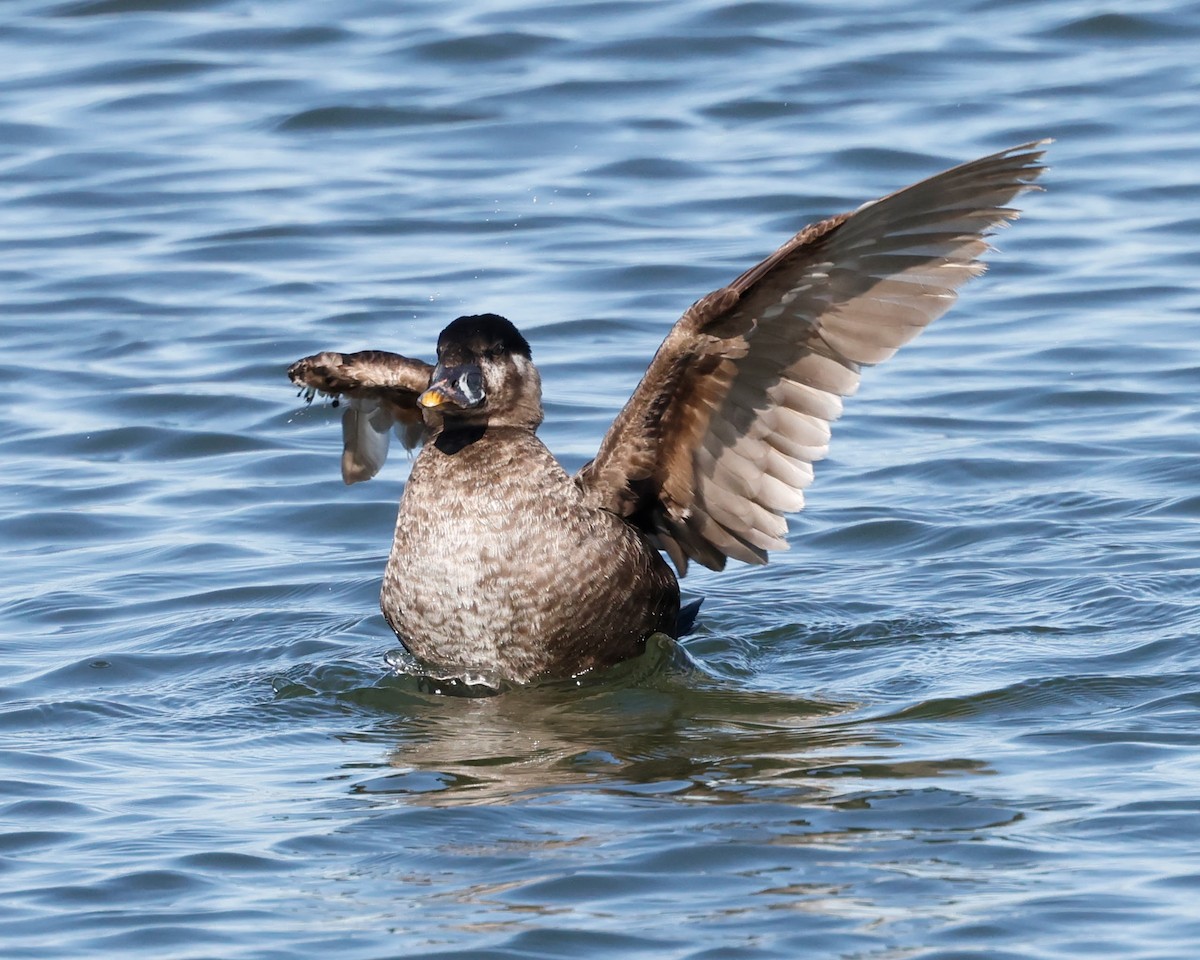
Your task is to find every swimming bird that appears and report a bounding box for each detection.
[288,141,1048,686]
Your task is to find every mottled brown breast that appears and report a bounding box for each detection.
[380,426,678,685]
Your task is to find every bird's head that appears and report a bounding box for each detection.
[419,314,542,430]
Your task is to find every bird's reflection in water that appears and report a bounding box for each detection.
[329,635,985,808]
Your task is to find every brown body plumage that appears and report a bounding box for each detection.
[288,141,1048,686]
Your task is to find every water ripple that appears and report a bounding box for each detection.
[2,0,1199,957]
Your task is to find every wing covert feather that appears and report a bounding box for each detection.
[288,350,434,484]
[576,140,1048,573]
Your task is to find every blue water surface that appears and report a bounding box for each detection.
[2,1,1199,958]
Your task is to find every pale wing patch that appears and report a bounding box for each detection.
[576,140,1049,574]
[341,397,394,484]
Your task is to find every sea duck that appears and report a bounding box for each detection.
[288,141,1048,686]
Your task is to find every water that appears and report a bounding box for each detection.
[2,0,1199,957]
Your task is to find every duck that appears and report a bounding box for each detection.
[288,140,1048,687]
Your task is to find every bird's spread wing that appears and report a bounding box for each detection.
[288,350,434,484]
[576,140,1049,573]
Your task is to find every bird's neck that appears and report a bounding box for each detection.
[430,419,538,456]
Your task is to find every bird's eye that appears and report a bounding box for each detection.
[487,342,506,360]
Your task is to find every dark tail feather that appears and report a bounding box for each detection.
[675,597,704,638]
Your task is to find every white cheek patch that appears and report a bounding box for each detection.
[505,355,538,394]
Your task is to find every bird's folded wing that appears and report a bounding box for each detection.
[288,350,434,484]
[576,140,1049,573]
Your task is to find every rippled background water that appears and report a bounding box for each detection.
[2,1,1199,957]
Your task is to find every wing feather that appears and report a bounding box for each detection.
[341,397,394,484]
[288,349,434,484]
[577,140,1049,573]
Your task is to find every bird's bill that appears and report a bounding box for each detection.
[419,363,485,409]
